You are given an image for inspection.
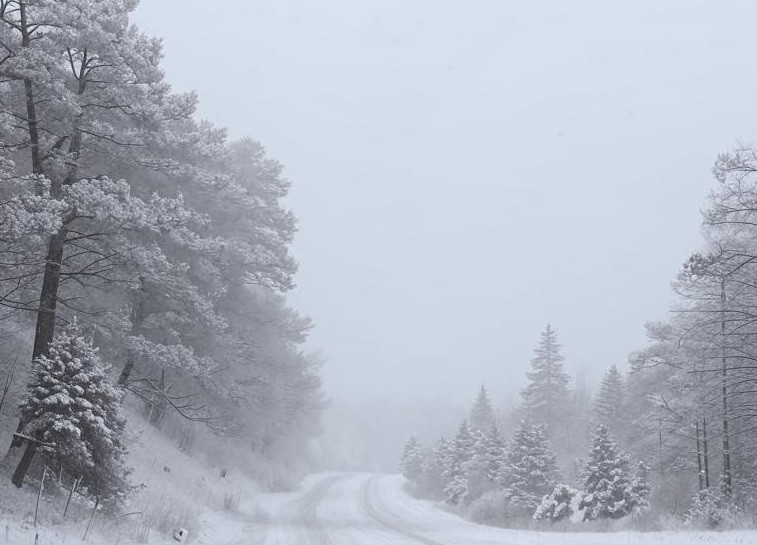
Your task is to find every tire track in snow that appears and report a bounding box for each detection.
[293,472,350,544]
[360,475,445,545]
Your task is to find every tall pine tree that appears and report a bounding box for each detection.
[521,325,573,454]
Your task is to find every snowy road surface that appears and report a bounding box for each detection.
[229,472,757,545]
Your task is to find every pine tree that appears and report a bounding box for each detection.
[400,434,424,482]
[419,436,449,498]
[443,420,474,505]
[19,322,129,504]
[462,428,490,501]
[521,325,572,442]
[500,421,559,515]
[579,424,649,521]
[469,385,495,432]
[592,365,624,433]
[483,422,505,486]
[534,484,581,523]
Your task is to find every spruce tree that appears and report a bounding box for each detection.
[579,424,649,521]
[500,421,559,515]
[443,420,474,505]
[521,325,572,442]
[20,322,129,504]
[483,422,505,486]
[462,428,490,501]
[400,434,424,482]
[419,436,449,497]
[469,385,495,432]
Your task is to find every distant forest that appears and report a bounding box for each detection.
[402,157,757,528]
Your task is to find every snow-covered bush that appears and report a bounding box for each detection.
[685,487,740,529]
[467,490,510,524]
[20,322,130,504]
[533,484,581,523]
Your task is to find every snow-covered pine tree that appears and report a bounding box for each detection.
[520,325,572,446]
[500,421,559,516]
[462,428,491,501]
[591,365,624,433]
[483,422,505,487]
[19,322,129,504]
[443,420,475,505]
[469,385,495,432]
[534,484,581,523]
[579,424,649,521]
[400,434,424,483]
[418,436,449,498]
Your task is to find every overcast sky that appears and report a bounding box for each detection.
[134,1,757,406]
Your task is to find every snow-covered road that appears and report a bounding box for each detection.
[230,473,757,545]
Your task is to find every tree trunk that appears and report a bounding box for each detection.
[19,3,42,175]
[11,440,36,488]
[696,420,704,491]
[703,416,710,489]
[31,230,67,360]
[720,277,732,495]
[7,2,47,454]
[117,277,147,385]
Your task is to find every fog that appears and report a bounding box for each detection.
[132,1,757,411]
[1,0,757,540]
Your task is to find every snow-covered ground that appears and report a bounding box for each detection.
[238,473,757,545]
[5,472,757,544]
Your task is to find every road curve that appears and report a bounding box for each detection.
[248,473,757,545]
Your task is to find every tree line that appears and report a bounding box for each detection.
[0,0,324,508]
[402,286,757,529]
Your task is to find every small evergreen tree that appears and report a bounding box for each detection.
[500,421,559,516]
[400,434,424,482]
[443,420,474,505]
[534,484,581,523]
[462,428,490,501]
[685,485,740,528]
[445,473,470,506]
[579,424,648,521]
[469,385,495,432]
[483,422,505,486]
[20,322,129,504]
[419,436,449,498]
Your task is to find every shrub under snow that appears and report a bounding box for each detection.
[534,484,581,523]
[685,487,740,529]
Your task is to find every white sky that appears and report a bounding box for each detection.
[133,1,757,406]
